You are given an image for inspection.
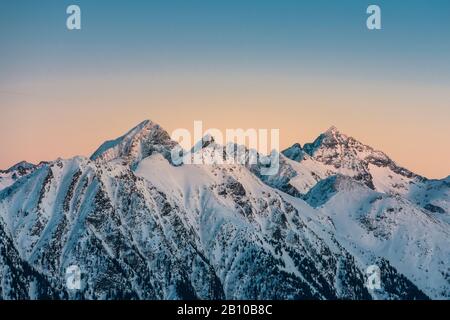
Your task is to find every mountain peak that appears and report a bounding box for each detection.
[133,119,152,130]
[120,119,154,139]
[90,119,177,166]
[325,125,339,134]
[322,125,348,141]
[5,161,35,172]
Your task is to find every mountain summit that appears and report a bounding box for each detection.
[282,126,420,193]
[90,120,177,166]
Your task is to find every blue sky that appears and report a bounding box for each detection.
[1,0,450,83]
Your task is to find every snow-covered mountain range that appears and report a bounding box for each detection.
[0,120,448,300]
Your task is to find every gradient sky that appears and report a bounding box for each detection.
[1,0,449,178]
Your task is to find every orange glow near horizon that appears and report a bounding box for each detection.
[1,73,449,179]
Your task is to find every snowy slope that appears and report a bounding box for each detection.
[0,216,63,299]
[304,175,449,299]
